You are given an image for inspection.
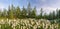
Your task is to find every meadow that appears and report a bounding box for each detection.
[0,18,59,29]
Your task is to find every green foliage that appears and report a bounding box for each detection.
[48,12,53,20]
[38,8,43,19]
[56,9,60,19]
[8,5,14,19]
[52,11,56,19]
[0,24,13,29]
[21,6,27,18]
[30,6,36,18]
[43,12,47,19]
[2,9,7,18]
[27,2,32,18]
[16,6,21,19]
[0,2,60,19]
[0,10,2,18]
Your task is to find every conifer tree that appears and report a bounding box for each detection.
[2,9,7,18]
[31,6,36,18]
[21,6,27,18]
[52,11,56,19]
[43,12,47,19]
[8,5,14,19]
[16,6,21,19]
[39,8,43,19]
[27,2,32,18]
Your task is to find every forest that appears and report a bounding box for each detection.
[0,3,59,20]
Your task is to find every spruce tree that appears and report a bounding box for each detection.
[27,2,32,18]
[16,6,21,19]
[21,6,27,18]
[31,6,36,18]
[8,5,14,19]
[2,9,7,18]
[39,8,43,19]
[44,12,47,19]
[52,11,56,19]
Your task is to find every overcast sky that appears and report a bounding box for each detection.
[0,0,60,14]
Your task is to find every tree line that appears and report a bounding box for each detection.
[0,3,60,20]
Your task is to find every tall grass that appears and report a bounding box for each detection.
[0,19,59,29]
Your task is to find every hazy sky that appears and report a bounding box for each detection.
[0,0,60,14]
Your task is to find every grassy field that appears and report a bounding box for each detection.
[0,18,60,29]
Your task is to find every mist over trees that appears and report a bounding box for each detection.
[0,3,60,20]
